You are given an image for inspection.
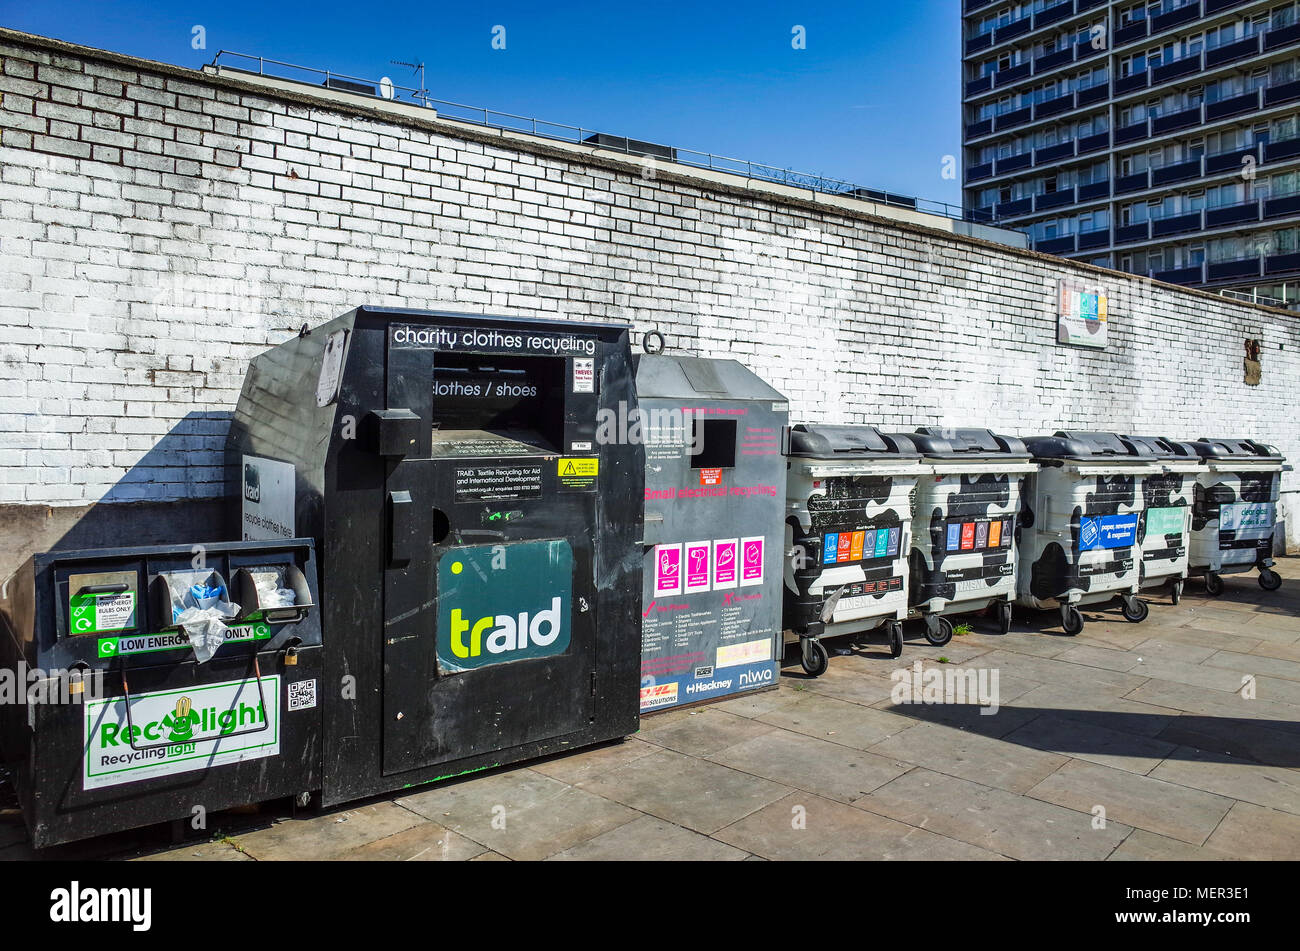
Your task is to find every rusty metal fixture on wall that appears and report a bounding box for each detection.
[1245,339,1262,386]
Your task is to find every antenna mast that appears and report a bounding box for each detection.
[390,59,427,105]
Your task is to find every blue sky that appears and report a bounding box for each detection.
[2,0,963,205]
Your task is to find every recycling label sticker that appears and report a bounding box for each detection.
[69,592,135,635]
[97,622,273,659]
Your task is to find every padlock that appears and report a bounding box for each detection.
[284,647,298,667]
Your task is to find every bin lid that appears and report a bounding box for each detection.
[1118,434,1202,460]
[908,427,1031,461]
[1184,437,1284,462]
[785,424,920,459]
[1023,430,1154,462]
[634,355,787,402]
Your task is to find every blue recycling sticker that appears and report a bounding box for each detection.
[1080,513,1138,551]
[823,534,839,565]
[946,524,962,551]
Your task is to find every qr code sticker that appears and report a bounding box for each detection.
[288,679,317,711]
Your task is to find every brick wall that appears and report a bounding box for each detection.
[1,29,1298,561]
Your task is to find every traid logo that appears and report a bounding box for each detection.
[436,540,574,673]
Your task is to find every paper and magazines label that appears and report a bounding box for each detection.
[83,677,281,791]
[96,622,274,659]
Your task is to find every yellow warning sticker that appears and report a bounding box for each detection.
[557,458,599,478]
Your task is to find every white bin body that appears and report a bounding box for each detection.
[784,459,924,641]
[1189,462,1284,575]
[909,462,1036,618]
[1016,461,1147,611]
[1136,463,1199,591]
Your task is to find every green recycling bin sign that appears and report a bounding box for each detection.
[69,590,136,636]
[96,622,274,659]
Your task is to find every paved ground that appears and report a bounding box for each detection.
[4,560,1299,861]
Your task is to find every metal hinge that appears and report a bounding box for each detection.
[590,672,597,697]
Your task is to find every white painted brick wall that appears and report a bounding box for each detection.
[0,34,1298,550]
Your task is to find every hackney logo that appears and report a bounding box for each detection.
[436,540,573,673]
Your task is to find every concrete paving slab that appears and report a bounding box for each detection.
[981,629,1076,658]
[707,728,911,803]
[229,802,426,861]
[975,650,1149,693]
[1150,626,1265,655]
[877,695,1043,739]
[1175,611,1300,644]
[1054,644,1144,672]
[132,839,252,862]
[1128,638,1218,664]
[1155,715,1300,768]
[1248,639,1300,663]
[547,815,749,861]
[336,821,488,861]
[755,692,918,751]
[801,664,902,706]
[707,684,804,719]
[636,708,778,757]
[1026,759,1233,845]
[1107,829,1238,861]
[866,720,1070,794]
[1202,649,1300,683]
[529,736,661,786]
[1203,802,1300,860]
[1008,682,1182,738]
[398,771,639,860]
[581,748,791,835]
[856,768,1130,860]
[1002,714,1177,775]
[1124,677,1300,731]
[1150,747,1300,816]
[715,791,1007,861]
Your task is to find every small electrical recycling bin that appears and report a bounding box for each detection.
[1119,435,1202,605]
[1177,437,1290,594]
[635,355,788,712]
[225,306,644,808]
[0,539,322,848]
[1017,431,1155,634]
[900,428,1036,639]
[782,425,926,675]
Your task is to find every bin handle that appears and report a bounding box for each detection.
[80,583,129,594]
[118,655,271,752]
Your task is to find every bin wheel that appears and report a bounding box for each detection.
[800,638,829,677]
[1170,580,1182,606]
[1259,568,1282,591]
[888,622,904,658]
[1205,572,1225,597]
[1061,605,1084,636]
[924,615,953,647]
[1121,596,1149,623]
[998,602,1013,635]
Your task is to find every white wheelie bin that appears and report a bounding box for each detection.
[1118,435,1203,605]
[782,425,927,675]
[1176,437,1291,595]
[900,428,1037,639]
[1017,432,1158,634]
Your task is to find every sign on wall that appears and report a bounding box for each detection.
[1057,280,1108,349]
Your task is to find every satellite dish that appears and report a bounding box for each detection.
[379,77,395,100]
